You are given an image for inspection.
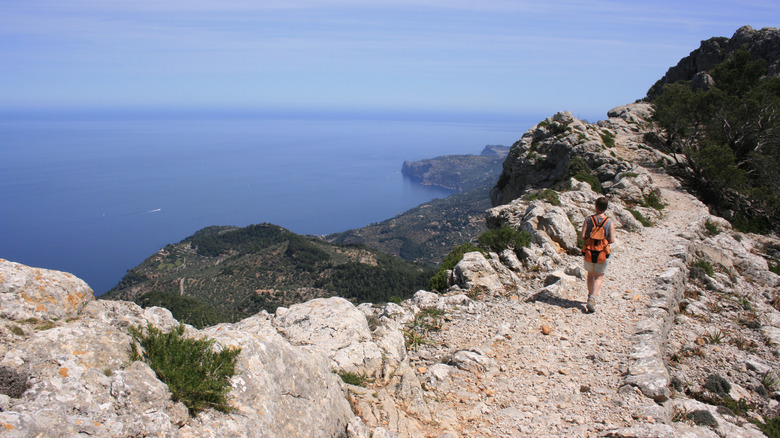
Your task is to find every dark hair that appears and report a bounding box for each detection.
[595,197,609,213]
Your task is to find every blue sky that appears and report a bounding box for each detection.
[1,0,777,120]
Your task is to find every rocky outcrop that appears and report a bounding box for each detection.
[273,297,388,377]
[0,272,354,438]
[490,110,631,206]
[647,26,780,98]
[0,259,93,321]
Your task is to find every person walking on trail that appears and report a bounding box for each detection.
[580,196,615,313]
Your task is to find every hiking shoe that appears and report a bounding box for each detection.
[586,295,597,313]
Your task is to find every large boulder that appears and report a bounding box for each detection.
[0,259,93,321]
[448,252,517,294]
[0,301,186,437]
[273,297,385,376]
[182,316,353,437]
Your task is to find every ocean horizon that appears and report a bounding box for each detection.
[0,109,557,295]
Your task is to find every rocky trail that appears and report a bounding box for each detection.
[401,128,711,437]
[379,110,780,438]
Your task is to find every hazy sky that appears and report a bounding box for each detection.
[1,0,777,119]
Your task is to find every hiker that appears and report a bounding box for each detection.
[580,196,615,313]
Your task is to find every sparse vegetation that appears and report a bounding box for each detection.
[627,208,652,227]
[705,220,721,236]
[129,324,241,415]
[642,192,665,210]
[336,370,368,387]
[706,329,724,344]
[525,188,561,206]
[477,224,532,255]
[693,259,715,277]
[600,130,616,148]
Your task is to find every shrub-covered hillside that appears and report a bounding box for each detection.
[103,224,435,327]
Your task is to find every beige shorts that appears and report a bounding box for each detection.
[584,259,609,273]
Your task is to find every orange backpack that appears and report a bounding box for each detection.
[583,215,610,263]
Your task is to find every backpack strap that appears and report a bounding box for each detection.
[588,215,607,236]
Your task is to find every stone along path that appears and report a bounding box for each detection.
[413,143,710,437]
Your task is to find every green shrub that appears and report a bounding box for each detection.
[642,192,665,210]
[686,410,717,426]
[627,208,651,227]
[336,370,367,387]
[757,416,780,438]
[705,220,721,236]
[130,324,241,415]
[549,122,570,136]
[429,225,530,292]
[477,224,532,254]
[9,326,24,336]
[622,172,639,178]
[769,262,780,276]
[562,157,602,193]
[693,259,715,277]
[600,131,616,148]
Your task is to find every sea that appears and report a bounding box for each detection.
[0,110,543,295]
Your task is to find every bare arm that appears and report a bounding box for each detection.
[580,219,588,241]
[607,220,616,244]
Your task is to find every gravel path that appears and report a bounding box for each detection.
[411,135,711,437]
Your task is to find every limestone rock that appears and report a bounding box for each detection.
[0,262,354,438]
[448,349,494,373]
[606,103,654,126]
[448,252,512,294]
[186,316,353,438]
[273,297,384,376]
[490,111,627,206]
[0,259,93,321]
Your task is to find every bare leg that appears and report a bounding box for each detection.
[591,272,605,297]
[586,271,604,313]
[587,272,596,296]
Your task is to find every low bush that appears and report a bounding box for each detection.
[130,324,241,415]
[0,365,29,398]
[477,224,532,254]
[627,208,651,227]
[600,131,616,148]
[336,370,367,387]
[757,416,780,438]
[429,224,531,292]
[642,192,665,210]
[704,220,721,236]
[693,259,715,277]
[525,188,561,206]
